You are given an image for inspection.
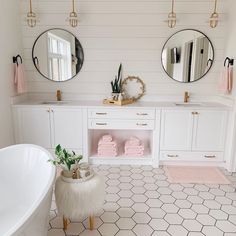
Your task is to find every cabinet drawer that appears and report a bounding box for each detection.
[160,151,223,162]
[88,109,155,120]
[88,119,155,130]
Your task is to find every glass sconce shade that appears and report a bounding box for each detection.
[27,0,37,27]
[27,12,37,27]
[68,12,79,27]
[67,0,79,27]
[210,12,219,28]
[209,0,219,28]
[168,12,177,28]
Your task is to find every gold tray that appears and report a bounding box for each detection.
[103,98,134,106]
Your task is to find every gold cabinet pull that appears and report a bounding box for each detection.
[136,113,148,116]
[96,112,107,115]
[167,154,179,158]
[96,123,107,126]
[204,155,216,159]
[136,123,148,126]
[192,112,199,115]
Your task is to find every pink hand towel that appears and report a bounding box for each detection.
[125,140,141,147]
[98,147,117,152]
[126,137,141,145]
[98,151,117,157]
[125,152,144,157]
[98,140,117,146]
[98,151,117,154]
[125,142,144,150]
[219,66,233,94]
[14,64,27,94]
[228,66,233,93]
[125,147,145,152]
[102,134,113,142]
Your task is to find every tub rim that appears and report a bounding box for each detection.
[0,144,56,236]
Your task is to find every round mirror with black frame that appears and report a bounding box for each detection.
[32,28,84,82]
[161,29,214,83]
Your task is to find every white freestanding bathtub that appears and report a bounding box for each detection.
[0,144,56,236]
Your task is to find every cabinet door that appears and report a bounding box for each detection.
[192,110,227,151]
[20,108,52,148]
[160,110,193,151]
[52,108,83,149]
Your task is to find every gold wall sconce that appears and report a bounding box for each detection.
[27,0,37,27]
[210,0,219,28]
[168,0,177,28]
[67,0,79,27]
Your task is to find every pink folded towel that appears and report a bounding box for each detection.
[102,134,113,142]
[125,152,144,157]
[125,141,144,149]
[98,140,117,146]
[98,147,117,152]
[98,151,117,157]
[14,64,27,94]
[126,136,141,146]
[125,146,144,152]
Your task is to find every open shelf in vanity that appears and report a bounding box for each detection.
[88,129,154,165]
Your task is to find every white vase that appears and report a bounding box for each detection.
[111,92,119,101]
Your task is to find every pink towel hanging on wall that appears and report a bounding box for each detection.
[13,55,27,94]
[219,57,234,94]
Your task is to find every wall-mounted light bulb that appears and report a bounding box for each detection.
[27,0,37,27]
[210,0,219,28]
[168,0,177,28]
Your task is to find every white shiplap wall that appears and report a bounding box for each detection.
[20,0,228,97]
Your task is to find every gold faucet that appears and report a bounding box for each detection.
[57,90,62,101]
[184,91,190,103]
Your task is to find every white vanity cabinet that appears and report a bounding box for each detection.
[16,107,52,148]
[12,102,229,166]
[192,110,227,152]
[160,110,193,151]
[51,108,83,149]
[14,107,84,151]
[160,109,228,162]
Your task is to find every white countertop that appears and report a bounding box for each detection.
[12,100,230,110]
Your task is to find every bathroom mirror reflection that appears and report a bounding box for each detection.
[32,29,84,82]
[161,29,214,83]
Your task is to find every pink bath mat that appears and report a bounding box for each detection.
[164,166,230,184]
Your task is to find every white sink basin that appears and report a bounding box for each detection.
[40,101,68,105]
[175,102,203,107]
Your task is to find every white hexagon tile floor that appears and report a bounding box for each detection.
[48,166,236,236]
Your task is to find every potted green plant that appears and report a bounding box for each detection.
[48,144,83,178]
[111,63,123,100]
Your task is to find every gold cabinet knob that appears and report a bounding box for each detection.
[204,155,216,159]
[96,112,107,115]
[96,123,107,126]
[136,123,148,126]
[136,113,148,116]
[167,154,179,158]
